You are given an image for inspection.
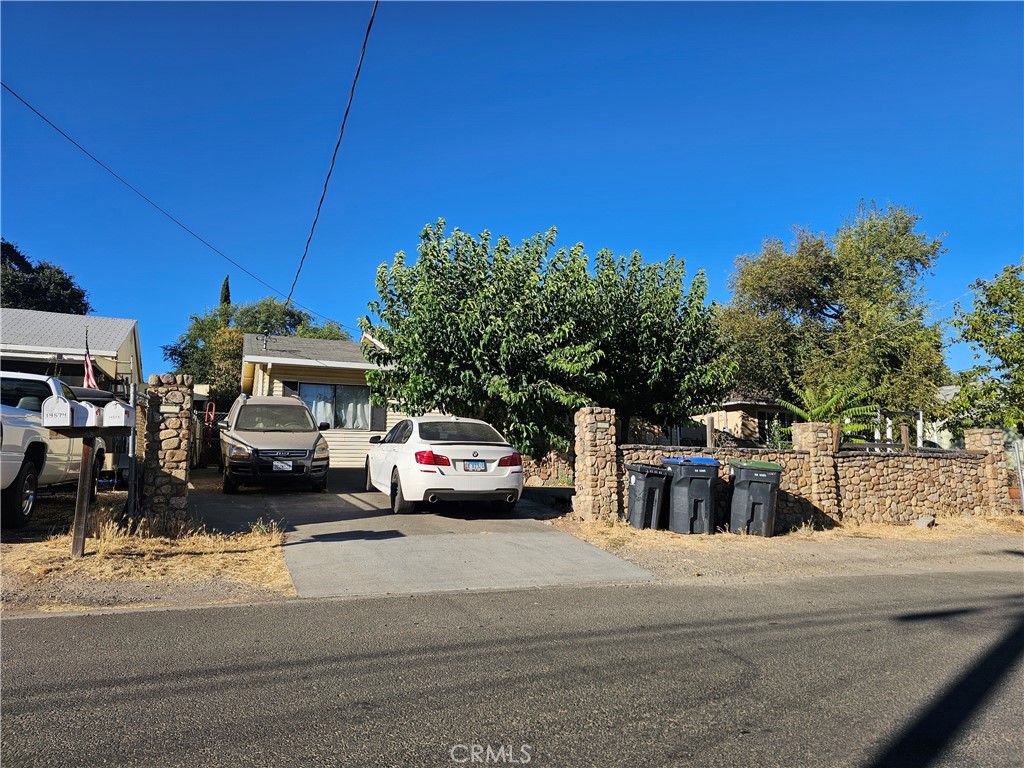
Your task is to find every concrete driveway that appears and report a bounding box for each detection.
[190,468,653,598]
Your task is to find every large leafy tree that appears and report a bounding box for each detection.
[360,220,732,454]
[1,239,93,314]
[947,260,1023,434]
[720,202,949,415]
[360,222,603,454]
[163,292,348,409]
[591,250,733,434]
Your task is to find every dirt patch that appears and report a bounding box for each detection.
[1,489,296,617]
[553,514,1024,585]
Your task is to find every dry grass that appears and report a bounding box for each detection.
[558,513,1024,552]
[1,523,293,591]
[1,494,295,614]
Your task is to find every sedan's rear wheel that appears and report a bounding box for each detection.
[390,469,417,514]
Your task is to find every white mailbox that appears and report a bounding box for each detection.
[103,401,135,427]
[41,395,81,427]
[74,402,105,428]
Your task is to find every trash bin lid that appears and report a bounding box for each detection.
[728,458,783,472]
[624,463,673,477]
[661,456,720,467]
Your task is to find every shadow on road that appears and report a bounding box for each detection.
[865,609,1024,768]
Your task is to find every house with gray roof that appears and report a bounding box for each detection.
[0,308,143,393]
[241,333,402,467]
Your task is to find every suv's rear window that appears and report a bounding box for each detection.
[417,421,505,443]
[236,404,316,432]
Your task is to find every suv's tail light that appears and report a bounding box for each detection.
[498,452,522,467]
[415,450,451,466]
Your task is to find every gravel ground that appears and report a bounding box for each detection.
[552,513,1024,585]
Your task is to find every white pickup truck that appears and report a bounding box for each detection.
[0,372,106,528]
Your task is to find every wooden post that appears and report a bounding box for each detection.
[900,424,910,453]
[832,423,842,452]
[706,416,715,449]
[71,437,95,558]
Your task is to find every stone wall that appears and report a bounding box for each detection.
[522,449,573,487]
[575,408,1018,530]
[140,374,193,521]
[572,407,619,520]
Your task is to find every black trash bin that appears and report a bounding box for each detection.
[728,459,783,536]
[661,457,720,534]
[624,463,672,529]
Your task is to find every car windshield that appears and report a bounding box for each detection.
[417,421,505,443]
[235,404,316,432]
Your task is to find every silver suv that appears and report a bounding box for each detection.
[217,394,330,494]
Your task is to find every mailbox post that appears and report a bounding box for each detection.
[42,395,134,558]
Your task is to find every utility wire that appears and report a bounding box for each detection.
[1,81,358,335]
[286,0,379,306]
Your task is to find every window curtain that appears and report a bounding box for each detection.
[299,384,336,428]
[337,385,370,430]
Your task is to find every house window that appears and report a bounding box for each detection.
[757,410,793,443]
[298,383,372,430]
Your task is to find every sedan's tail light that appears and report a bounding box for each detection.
[498,452,522,467]
[415,450,451,466]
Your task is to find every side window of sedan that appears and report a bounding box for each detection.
[382,422,404,444]
[395,421,413,444]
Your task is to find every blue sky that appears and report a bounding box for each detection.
[2,1,1021,380]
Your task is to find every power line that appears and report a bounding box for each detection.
[1,81,359,335]
[286,0,379,306]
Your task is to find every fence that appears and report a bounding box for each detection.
[573,408,1018,530]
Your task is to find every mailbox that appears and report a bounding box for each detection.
[75,401,105,427]
[42,395,80,427]
[102,400,135,427]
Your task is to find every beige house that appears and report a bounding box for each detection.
[0,308,143,395]
[692,395,793,444]
[239,334,404,467]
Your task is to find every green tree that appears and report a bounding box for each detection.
[360,221,603,454]
[720,202,949,414]
[163,291,348,409]
[1,239,93,314]
[591,250,733,436]
[947,260,1023,434]
[360,220,732,454]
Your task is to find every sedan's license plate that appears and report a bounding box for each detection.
[464,460,486,472]
[272,460,293,471]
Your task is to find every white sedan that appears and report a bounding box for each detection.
[365,416,524,514]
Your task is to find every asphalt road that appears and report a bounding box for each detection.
[2,571,1022,768]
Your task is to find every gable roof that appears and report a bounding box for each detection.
[0,308,138,357]
[241,334,372,369]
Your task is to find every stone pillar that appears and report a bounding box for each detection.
[964,428,1013,515]
[573,407,618,521]
[140,374,193,520]
[791,422,840,522]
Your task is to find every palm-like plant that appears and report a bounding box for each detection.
[778,379,880,436]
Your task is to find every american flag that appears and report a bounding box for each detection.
[83,330,98,389]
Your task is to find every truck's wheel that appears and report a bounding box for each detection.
[222,473,238,495]
[1,460,39,529]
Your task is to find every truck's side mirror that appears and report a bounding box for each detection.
[216,419,228,430]
[318,422,331,431]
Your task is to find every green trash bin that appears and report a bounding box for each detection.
[729,459,783,537]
